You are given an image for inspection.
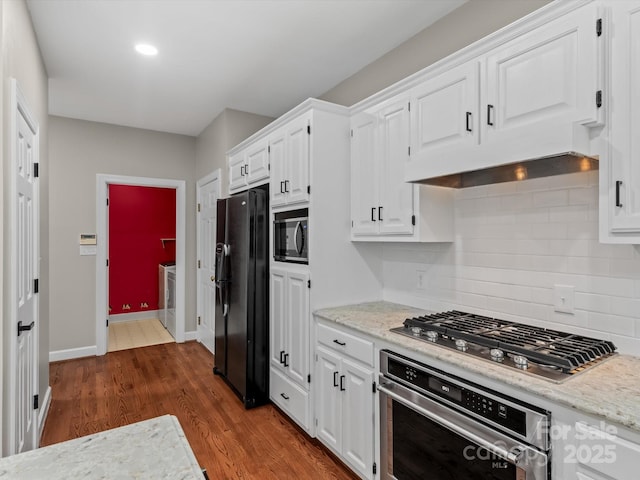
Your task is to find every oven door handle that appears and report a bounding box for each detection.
[378,383,523,466]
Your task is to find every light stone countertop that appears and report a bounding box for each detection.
[314,301,640,434]
[0,415,204,479]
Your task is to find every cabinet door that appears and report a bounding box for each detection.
[483,5,599,146]
[285,115,311,205]
[270,269,287,369]
[608,3,640,235]
[246,140,269,185]
[228,152,247,192]
[315,346,343,454]
[411,61,479,163]
[269,131,287,207]
[286,270,310,387]
[378,98,414,236]
[341,358,374,479]
[350,112,379,236]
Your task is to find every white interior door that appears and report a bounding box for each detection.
[11,80,39,455]
[197,172,220,354]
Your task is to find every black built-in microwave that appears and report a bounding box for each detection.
[273,209,308,264]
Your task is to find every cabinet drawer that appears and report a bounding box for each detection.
[270,368,310,430]
[317,323,373,366]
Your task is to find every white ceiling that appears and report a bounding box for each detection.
[26,0,466,137]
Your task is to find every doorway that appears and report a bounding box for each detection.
[95,175,186,356]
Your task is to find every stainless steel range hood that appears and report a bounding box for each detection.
[415,152,598,189]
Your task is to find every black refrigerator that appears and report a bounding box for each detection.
[213,187,269,408]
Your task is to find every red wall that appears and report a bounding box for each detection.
[108,185,176,315]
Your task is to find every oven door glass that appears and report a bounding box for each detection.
[390,401,516,480]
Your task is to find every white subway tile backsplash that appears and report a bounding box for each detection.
[381,172,640,356]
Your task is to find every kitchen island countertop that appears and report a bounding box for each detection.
[314,301,640,434]
[0,415,203,479]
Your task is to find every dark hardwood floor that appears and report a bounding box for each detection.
[41,341,358,479]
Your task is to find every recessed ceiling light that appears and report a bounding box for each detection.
[135,43,158,56]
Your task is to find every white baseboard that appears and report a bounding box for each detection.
[109,310,161,323]
[37,386,52,445]
[184,330,198,342]
[49,345,97,362]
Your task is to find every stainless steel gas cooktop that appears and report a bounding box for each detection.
[391,310,617,382]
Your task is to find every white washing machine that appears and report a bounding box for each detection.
[158,262,176,334]
[165,268,176,339]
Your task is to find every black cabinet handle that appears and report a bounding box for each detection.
[616,180,623,207]
[284,180,290,193]
[284,353,289,367]
[280,393,290,400]
[339,375,345,391]
[333,339,346,346]
[378,206,383,221]
[279,350,285,364]
[466,111,472,132]
[371,207,376,222]
[487,105,494,126]
[333,371,339,387]
[17,320,35,336]
[280,181,284,194]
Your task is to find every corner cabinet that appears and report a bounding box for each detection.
[600,2,640,243]
[350,94,454,242]
[270,267,311,430]
[315,321,376,480]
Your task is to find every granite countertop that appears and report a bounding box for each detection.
[314,301,640,434]
[0,415,203,479]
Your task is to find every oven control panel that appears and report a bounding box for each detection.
[391,358,527,437]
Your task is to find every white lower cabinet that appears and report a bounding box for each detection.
[314,322,375,479]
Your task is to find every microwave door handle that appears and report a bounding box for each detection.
[294,221,304,255]
[377,384,523,466]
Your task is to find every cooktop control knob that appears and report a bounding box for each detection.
[455,339,468,351]
[410,326,422,336]
[426,331,439,343]
[490,348,504,362]
[513,355,529,370]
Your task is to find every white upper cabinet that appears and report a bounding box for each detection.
[228,138,270,194]
[601,1,640,243]
[405,1,604,182]
[270,114,311,208]
[351,94,454,242]
[410,60,480,167]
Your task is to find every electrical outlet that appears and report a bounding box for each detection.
[554,285,575,314]
[416,271,426,290]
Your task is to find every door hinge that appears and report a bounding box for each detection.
[596,90,603,108]
[315,418,318,426]
[307,374,311,383]
[106,319,109,327]
[411,215,416,226]
[596,18,602,37]
[34,278,39,294]
[351,220,354,228]
[372,382,376,393]
[268,145,271,153]
[106,259,109,267]
[197,203,201,213]
[34,163,39,178]
[408,146,411,156]
[198,260,201,268]
[307,280,311,288]
[268,163,271,171]
[106,198,109,206]
[33,394,39,410]
[350,129,353,138]
[307,125,311,135]
[373,463,377,475]
[407,101,410,112]
[307,185,311,194]
[197,316,201,325]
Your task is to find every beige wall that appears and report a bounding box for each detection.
[321,0,551,106]
[2,0,49,454]
[48,116,196,352]
[195,108,273,196]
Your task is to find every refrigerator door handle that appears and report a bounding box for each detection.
[223,303,229,317]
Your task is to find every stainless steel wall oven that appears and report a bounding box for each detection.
[379,350,550,480]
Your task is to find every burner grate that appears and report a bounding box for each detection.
[403,311,617,372]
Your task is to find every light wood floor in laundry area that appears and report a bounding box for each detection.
[108,318,174,352]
